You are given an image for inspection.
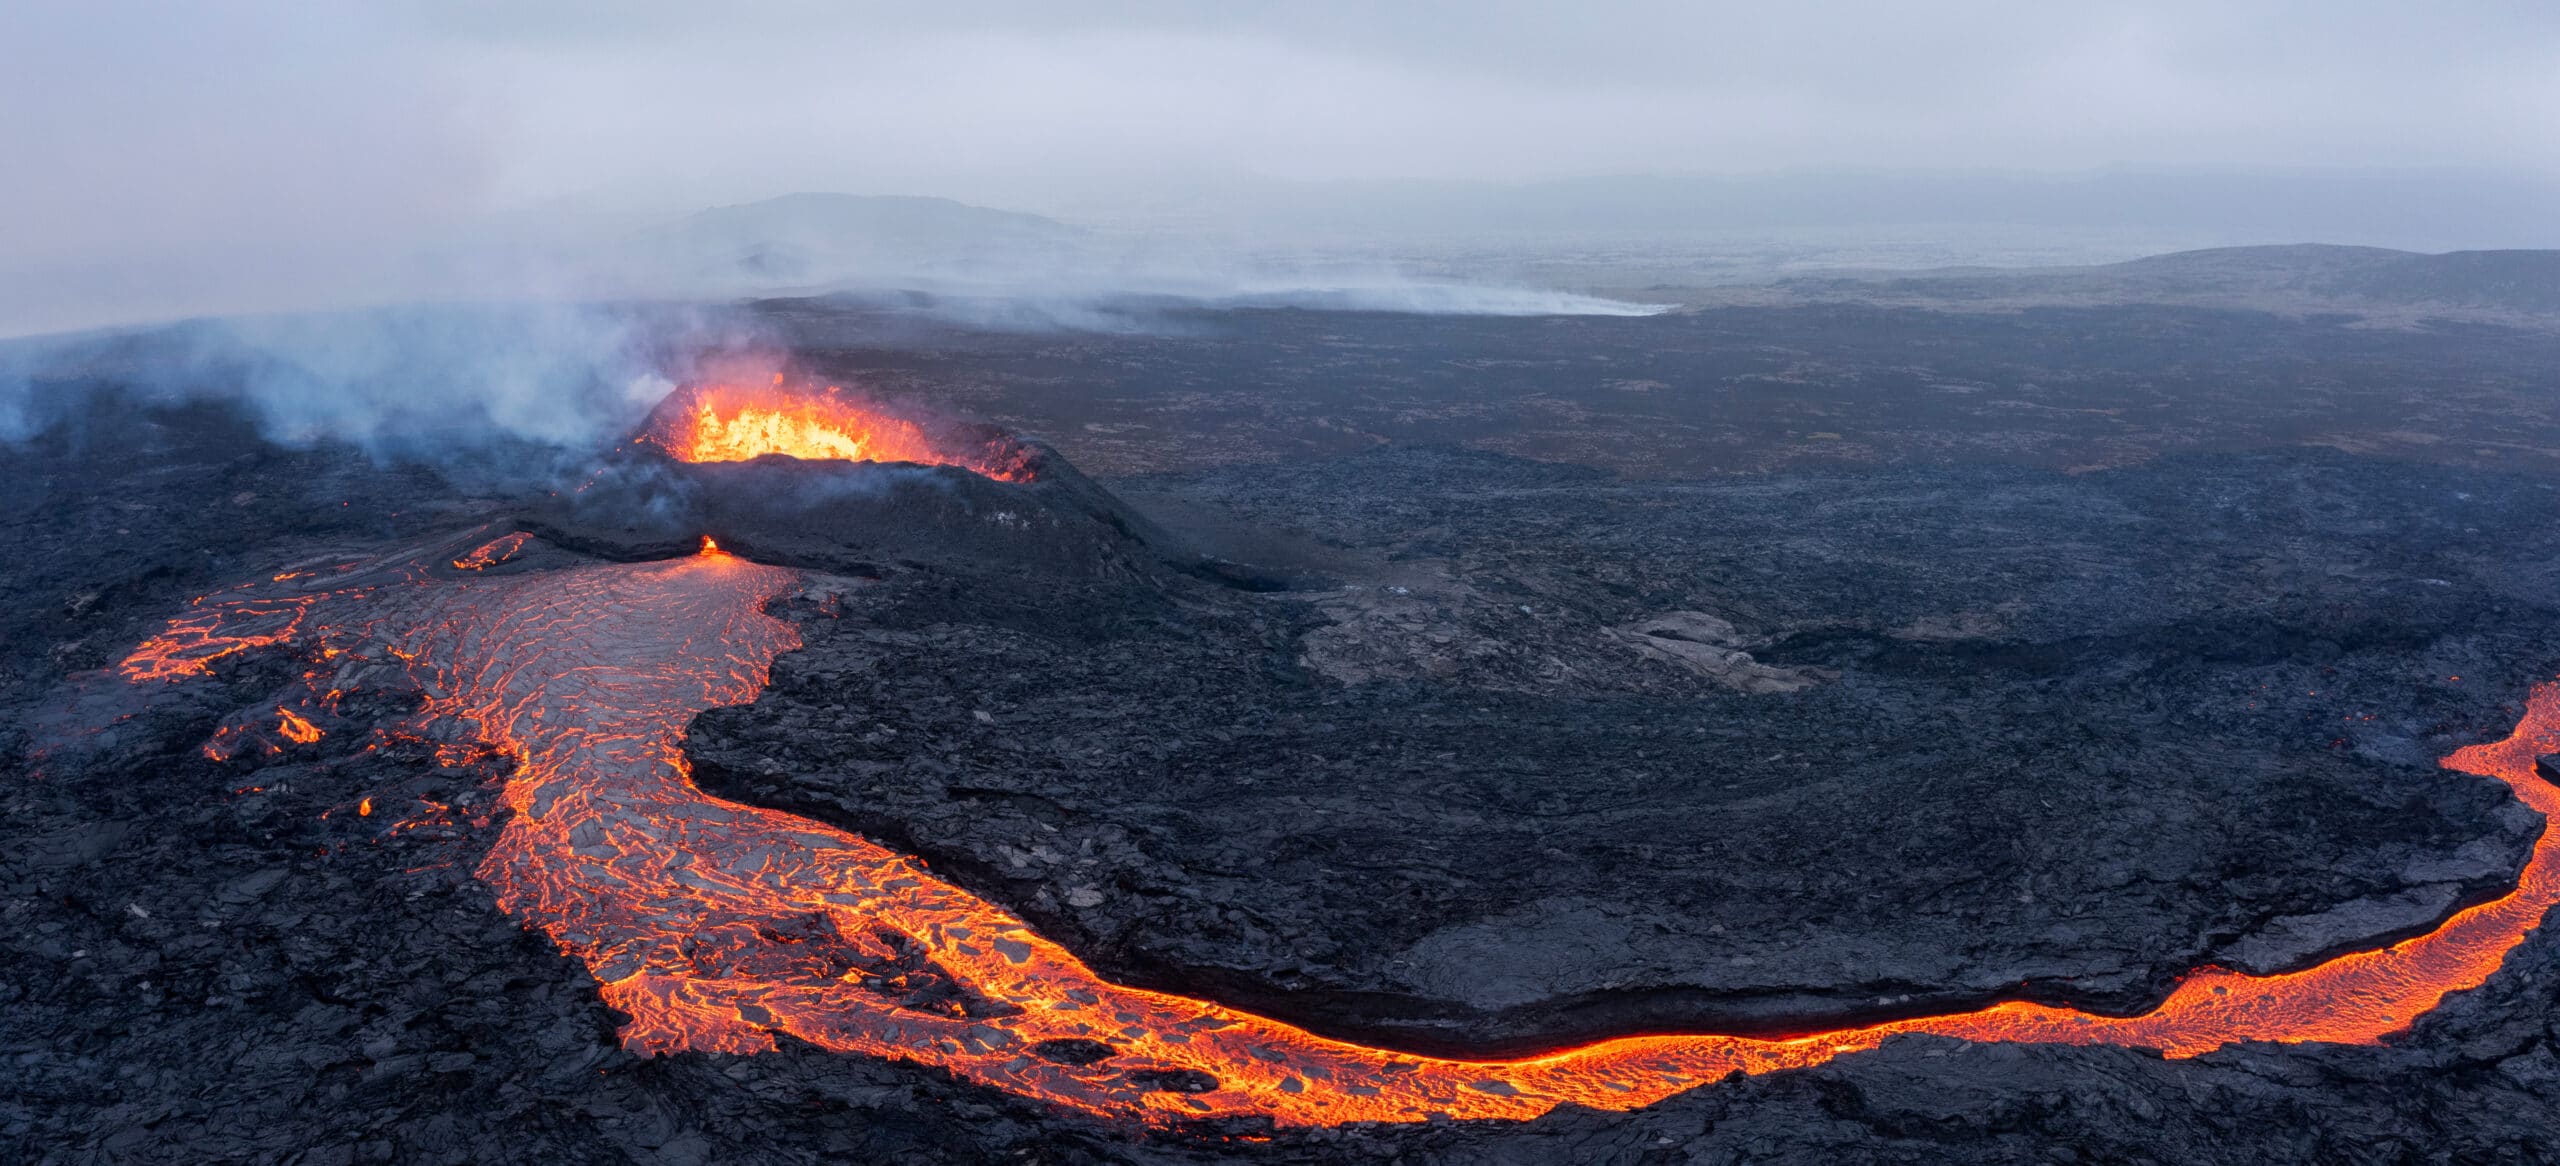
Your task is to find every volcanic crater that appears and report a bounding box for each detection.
[522,380,1181,583]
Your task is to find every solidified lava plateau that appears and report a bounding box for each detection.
[9,298,2560,1163]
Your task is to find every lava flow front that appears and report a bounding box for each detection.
[639,378,1032,481]
[107,538,2560,1127]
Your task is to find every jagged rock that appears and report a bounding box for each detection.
[1607,610,1828,693]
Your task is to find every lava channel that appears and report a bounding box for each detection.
[103,537,2560,1127]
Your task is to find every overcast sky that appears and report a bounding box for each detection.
[3,1,2556,314]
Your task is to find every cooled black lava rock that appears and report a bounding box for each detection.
[516,438,1186,584]
[691,444,2558,1057]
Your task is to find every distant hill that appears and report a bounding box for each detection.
[1123,168,2560,254]
[610,193,1098,294]
[1749,244,2560,321]
[2100,245,2560,311]
[2311,249,2560,312]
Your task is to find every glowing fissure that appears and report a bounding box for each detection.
[113,539,2560,1126]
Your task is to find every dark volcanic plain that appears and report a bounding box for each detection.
[6,287,2560,1163]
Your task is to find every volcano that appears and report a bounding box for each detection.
[46,382,2560,1128]
[12,293,2560,1161]
[524,379,1188,583]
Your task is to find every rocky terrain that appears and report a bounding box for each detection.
[691,445,2555,1056]
[4,292,2560,1162]
[766,293,2560,479]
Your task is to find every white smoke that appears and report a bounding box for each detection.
[0,300,779,458]
[0,189,1677,461]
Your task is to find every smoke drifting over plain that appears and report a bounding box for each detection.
[0,303,772,466]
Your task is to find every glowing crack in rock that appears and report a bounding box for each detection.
[107,536,2560,1126]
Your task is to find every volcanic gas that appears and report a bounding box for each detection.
[638,377,1035,482]
[96,531,2560,1128]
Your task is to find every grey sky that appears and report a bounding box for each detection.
[440,2,2560,204]
[2,1,2556,320]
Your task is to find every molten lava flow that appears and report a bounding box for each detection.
[641,378,1032,482]
[107,539,2560,1127]
[276,707,324,745]
[452,532,531,571]
[120,592,328,682]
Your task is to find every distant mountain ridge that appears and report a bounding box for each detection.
[1086,168,2560,254]
[1755,243,2560,319]
[2292,248,2560,311]
[598,192,1671,316]
[612,193,1097,294]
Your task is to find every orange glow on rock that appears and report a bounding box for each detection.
[641,378,1031,481]
[110,540,2560,1127]
[119,594,325,682]
[452,532,531,572]
[276,707,323,745]
[699,535,721,557]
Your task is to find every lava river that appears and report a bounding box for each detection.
[103,535,2560,1127]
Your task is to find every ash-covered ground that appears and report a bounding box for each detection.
[5,298,2560,1163]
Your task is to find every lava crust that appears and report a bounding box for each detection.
[692,446,2558,1055]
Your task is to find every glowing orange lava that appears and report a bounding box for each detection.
[276,707,324,745]
[106,537,2560,1126]
[120,593,326,682]
[452,532,531,572]
[641,378,1032,481]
